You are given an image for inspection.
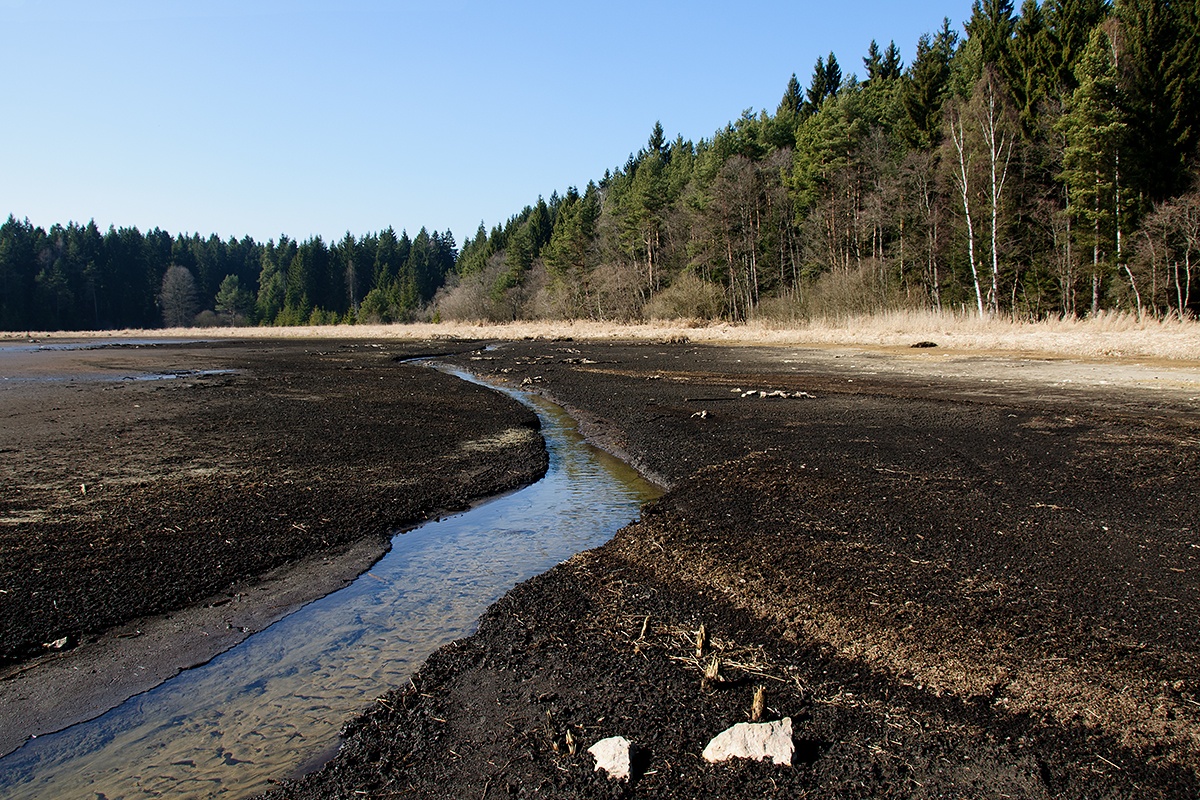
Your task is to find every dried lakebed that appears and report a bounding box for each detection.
[4,337,1200,799]
[0,362,659,798]
[268,340,1200,799]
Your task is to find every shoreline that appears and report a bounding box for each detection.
[5,312,1200,363]
[0,535,390,758]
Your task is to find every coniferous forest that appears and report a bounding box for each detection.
[3,0,1198,331]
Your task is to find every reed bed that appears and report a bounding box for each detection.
[6,310,1198,362]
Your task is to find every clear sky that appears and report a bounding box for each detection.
[1,0,975,246]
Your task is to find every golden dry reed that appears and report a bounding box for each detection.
[7,310,1199,362]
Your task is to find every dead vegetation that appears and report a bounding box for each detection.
[10,309,1200,362]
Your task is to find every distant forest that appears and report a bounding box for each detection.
[0,222,456,330]
[3,0,1198,331]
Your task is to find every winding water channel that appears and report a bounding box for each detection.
[0,367,660,799]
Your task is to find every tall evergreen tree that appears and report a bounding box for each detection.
[1043,0,1111,99]
[965,0,1018,72]
[881,41,903,79]
[648,121,667,155]
[0,216,38,329]
[1011,0,1057,133]
[865,40,903,82]
[805,52,843,114]
[1058,22,1128,313]
[805,55,829,115]
[770,73,804,148]
[902,20,959,146]
[777,74,802,118]
[824,52,844,99]
[1117,0,1200,199]
[955,0,1019,105]
[864,40,884,81]
[373,226,401,290]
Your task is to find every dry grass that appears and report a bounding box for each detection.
[5,310,1199,362]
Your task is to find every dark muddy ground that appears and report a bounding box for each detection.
[0,339,547,749]
[265,339,1200,800]
[4,336,1199,799]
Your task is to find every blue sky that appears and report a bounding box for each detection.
[1,0,975,246]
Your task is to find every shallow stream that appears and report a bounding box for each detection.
[0,367,659,799]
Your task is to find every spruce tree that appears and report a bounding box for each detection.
[881,41,903,80]
[962,0,1019,96]
[864,40,884,81]
[770,73,804,149]
[1058,23,1128,313]
[1117,0,1200,199]
[1043,0,1110,99]
[1012,0,1056,134]
[805,55,828,115]
[777,73,802,117]
[902,19,959,146]
[824,52,843,98]
[648,121,667,155]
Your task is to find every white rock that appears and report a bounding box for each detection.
[702,717,794,766]
[588,735,633,781]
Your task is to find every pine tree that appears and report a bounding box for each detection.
[1058,23,1128,314]
[1117,0,1200,199]
[1043,0,1110,99]
[804,55,829,115]
[777,73,802,117]
[881,41,903,79]
[864,40,884,81]
[1011,0,1057,133]
[902,19,959,146]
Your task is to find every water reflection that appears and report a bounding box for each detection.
[0,372,659,799]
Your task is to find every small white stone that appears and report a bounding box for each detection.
[588,735,633,781]
[702,717,794,766]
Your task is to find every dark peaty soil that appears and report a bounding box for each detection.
[264,340,1200,800]
[0,339,547,668]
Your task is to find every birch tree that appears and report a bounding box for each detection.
[974,66,1018,315]
[944,98,986,316]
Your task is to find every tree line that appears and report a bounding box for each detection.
[443,0,1200,322]
[4,0,1198,331]
[0,219,456,331]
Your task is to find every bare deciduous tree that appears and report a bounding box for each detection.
[159,265,198,328]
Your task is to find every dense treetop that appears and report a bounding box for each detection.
[4,0,1198,330]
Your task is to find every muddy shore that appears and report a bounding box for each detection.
[271,340,1200,799]
[0,339,547,756]
[3,336,1200,798]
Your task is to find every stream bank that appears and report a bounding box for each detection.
[0,364,657,799]
[265,340,1200,799]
